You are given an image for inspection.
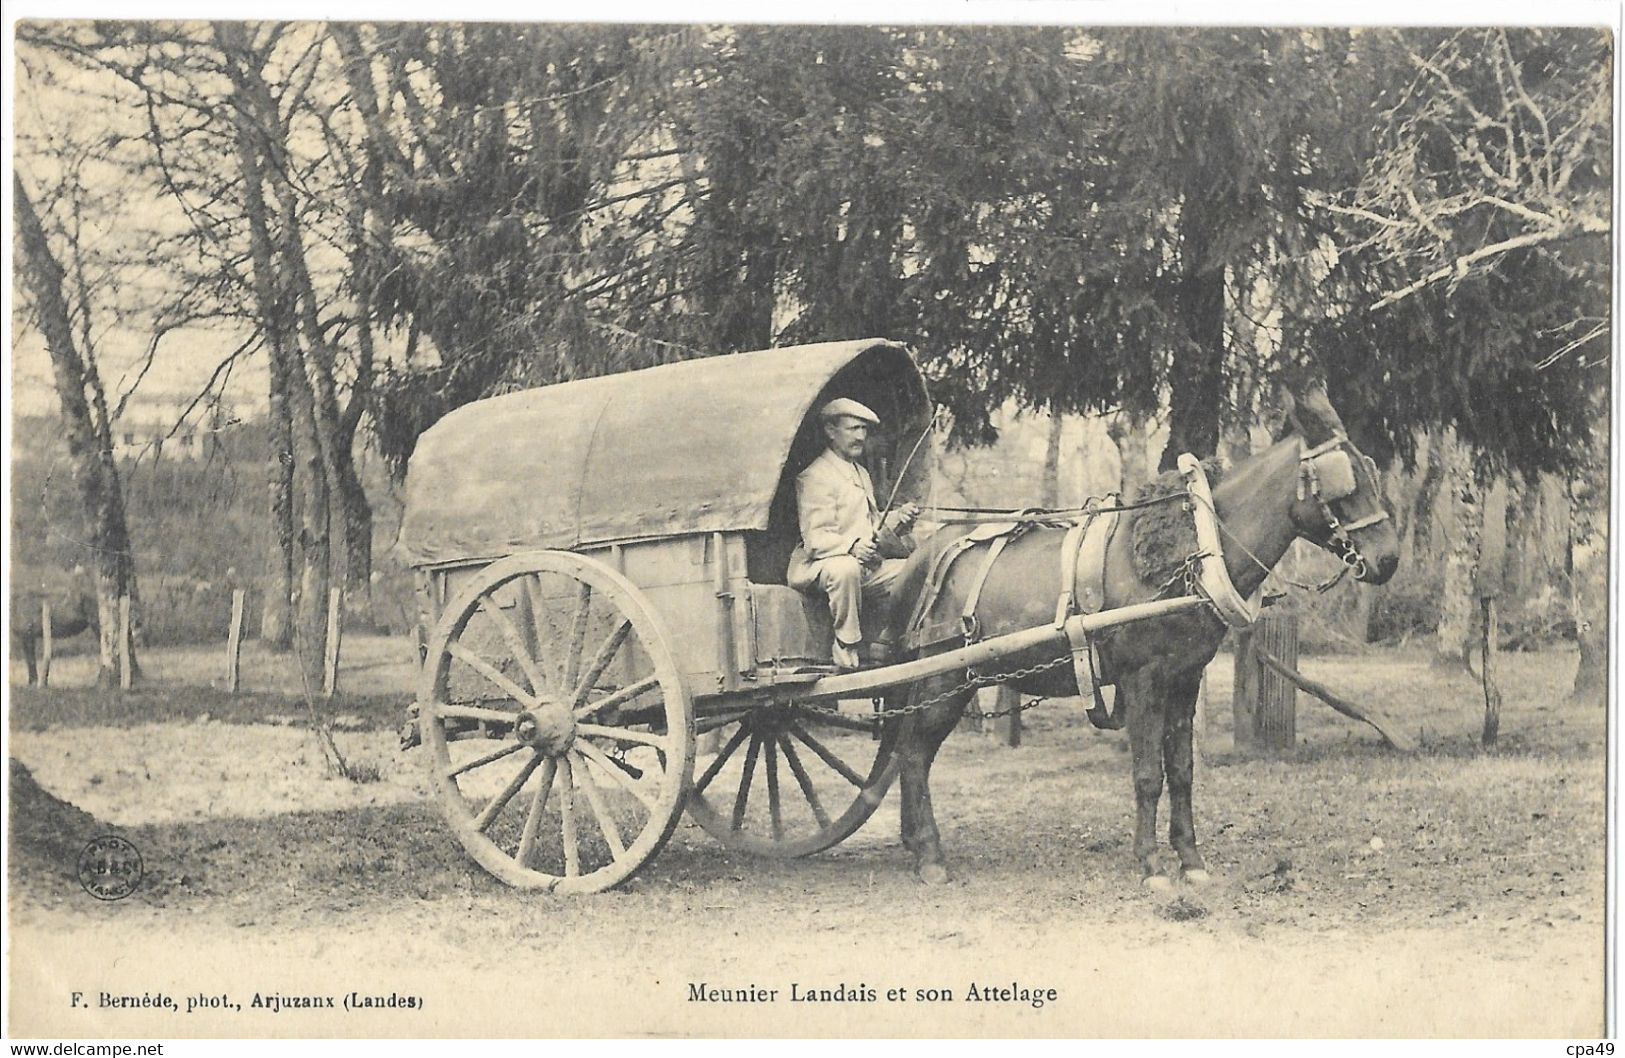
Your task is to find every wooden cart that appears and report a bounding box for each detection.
[399,339,1209,892]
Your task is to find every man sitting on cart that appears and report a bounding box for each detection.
[787,398,922,669]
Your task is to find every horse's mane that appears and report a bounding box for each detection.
[1129,459,1223,587]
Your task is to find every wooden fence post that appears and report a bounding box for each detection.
[118,595,133,690]
[40,600,53,688]
[1233,611,1298,751]
[992,686,1022,748]
[1480,593,1501,747]
[961,688,986,734]
[323,586,343,696]
[226,588,246,694]
[967,686,1021,746]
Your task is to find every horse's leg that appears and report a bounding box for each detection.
[1162,667,1210,884]
[20,635,37,686]
[895,677,968,884]
[1121,666,1170,890]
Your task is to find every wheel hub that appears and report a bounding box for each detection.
[514,703,576,756]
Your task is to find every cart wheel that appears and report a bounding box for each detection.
[684,699,899,858]
[419,551,694,893]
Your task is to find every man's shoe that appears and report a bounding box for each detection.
[832,640,863,670]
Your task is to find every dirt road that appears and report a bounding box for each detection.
[7,649,1607,1037]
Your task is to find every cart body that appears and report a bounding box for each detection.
[399,338,934,704]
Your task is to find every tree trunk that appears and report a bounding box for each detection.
[1159,213,1226,471]
[1433,433,1481,670]
[1568,418,1608,703]
[1404,431,1446,562]
[219,24,331,689]
[261,334,296,649]
[14,176,140,688]
[229,23,362,654]
[1107,411,1151,498]
[339,459,374,625]
[1040,412,1063,507]
[1500,472,1531,600]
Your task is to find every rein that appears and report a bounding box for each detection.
[916,492,1186,526]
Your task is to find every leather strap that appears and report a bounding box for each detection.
[1054,519,1090,628]
[960,530,1019,640]
[904,530,996,649]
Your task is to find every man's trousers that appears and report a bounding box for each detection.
[808,555,907,646]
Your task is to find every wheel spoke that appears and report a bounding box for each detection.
[562,582,593,691]
[796,706,879,734]
[764,736,783,840]
[731,735,762,832]
[577,722,668,750]
[576,674,660,719]
[475,751,543,832]
[573,751,626,858]
[788,722,865,787]
[571,619,633,708]
[448,641,537,708]
[695,709,753,735]
[558,755,581,877]
[777,734,830,828]
[515,756,558,869]
[576,739,659,812]
[482,598,550,698]
[436,703,522,725]
[444,740,524,778]
[693,725,752,794]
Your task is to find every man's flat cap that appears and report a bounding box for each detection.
[819,397,880,424]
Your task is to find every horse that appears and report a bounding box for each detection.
[879,382,1401,887]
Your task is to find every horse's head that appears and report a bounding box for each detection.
[1281,384,1400,585]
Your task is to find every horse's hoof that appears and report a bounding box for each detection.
[1141,874,1173,893]
[918,862,951,886]
[1182,868,1212,886]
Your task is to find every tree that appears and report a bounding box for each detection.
[335,23,709,475]
[1311,28,1610,694]
[14,175,141,686]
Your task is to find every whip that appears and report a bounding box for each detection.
[880,408,942,523]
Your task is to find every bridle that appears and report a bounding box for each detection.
[1297,434,1390,582]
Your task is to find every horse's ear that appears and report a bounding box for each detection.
[1292,381,1347,439]
[1272,385,1304,441]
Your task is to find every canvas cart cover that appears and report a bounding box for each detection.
[396,339,931,566]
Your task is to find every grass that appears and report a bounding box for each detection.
[7,683,409,733]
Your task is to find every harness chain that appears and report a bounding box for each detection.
[794,650,1076,724]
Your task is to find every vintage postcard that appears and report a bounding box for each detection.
[5,12,1615,1041]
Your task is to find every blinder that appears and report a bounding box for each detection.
[1297,434,1389,580]
[1308,449,1359,503]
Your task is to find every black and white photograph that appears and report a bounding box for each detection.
[3,10,1616,1041]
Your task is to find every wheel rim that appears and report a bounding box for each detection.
[419,552,694,893]
[685,699,898,858]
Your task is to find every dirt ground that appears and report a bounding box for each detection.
[5,643,1608,1038]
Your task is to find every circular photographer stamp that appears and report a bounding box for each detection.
[77,835,144,901]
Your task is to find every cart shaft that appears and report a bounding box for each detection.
[797,594,1209,701]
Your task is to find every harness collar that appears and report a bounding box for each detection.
[1177,454,1262,629]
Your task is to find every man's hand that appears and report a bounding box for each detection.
[850,537,881,566]
[881,502,922,534]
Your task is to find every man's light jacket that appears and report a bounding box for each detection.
[786,448,911,589]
